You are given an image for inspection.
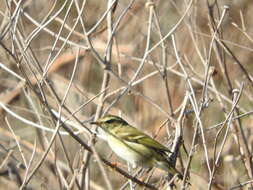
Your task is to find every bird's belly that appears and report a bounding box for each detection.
[107,136,153,167]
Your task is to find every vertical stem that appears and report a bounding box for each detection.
[94,0,115,119]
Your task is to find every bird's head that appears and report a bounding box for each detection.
[90,115,128,130]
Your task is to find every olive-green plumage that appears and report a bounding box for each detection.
[91,115,183,179]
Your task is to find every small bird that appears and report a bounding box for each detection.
[91,115,183,179]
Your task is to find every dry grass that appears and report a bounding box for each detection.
[0,0,253,189]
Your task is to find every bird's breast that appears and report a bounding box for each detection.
[107,135,153,167]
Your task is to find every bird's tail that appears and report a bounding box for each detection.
[168,166,183,180]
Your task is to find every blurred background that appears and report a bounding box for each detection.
[0,0,253,189]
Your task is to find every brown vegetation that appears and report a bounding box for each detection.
[0,0,253,189]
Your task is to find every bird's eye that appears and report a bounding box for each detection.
[105,119,114,124]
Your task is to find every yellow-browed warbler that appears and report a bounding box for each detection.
[91,115,183,179]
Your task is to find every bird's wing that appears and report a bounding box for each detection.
[114,125,171,153]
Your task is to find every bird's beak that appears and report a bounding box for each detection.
[90,121,99,125]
